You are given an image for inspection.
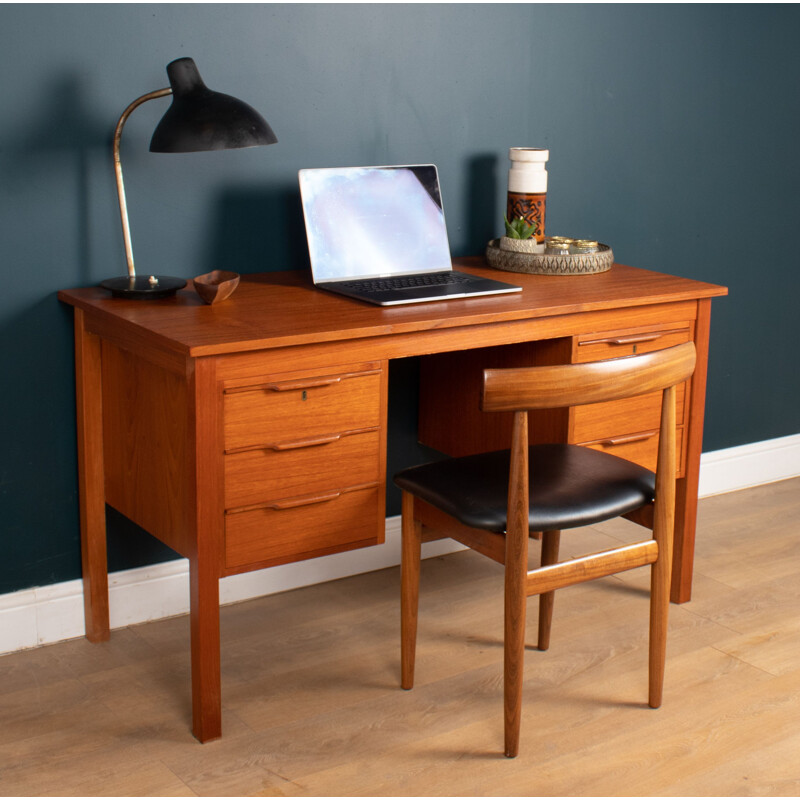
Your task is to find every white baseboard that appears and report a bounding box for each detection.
[0,518,463,656]
[696,432,800,498]
[2,433,799,657]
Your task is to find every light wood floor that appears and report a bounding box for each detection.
[1,477,799,796]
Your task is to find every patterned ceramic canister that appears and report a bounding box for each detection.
[506,148,549,243]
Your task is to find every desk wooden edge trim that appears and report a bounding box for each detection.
[185,285,729,358]
[58,276,727,367]
[212,299,707,383]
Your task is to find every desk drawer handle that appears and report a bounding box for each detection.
[268,492,341,510]
[599,432,656,446]
[224,368,381,395]
[266,377,342,392]
[580,333,663,347]
[270,434,341,451]
[226,482,377,515]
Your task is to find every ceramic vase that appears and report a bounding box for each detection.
[506,148,549,243]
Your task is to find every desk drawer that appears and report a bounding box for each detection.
[224,429,381,510]
[224,368,382,451]
[225,485,382,569]
[575,325,691,362]
[581,428,684,473]
[572,386,685,445]
[572,324,691,475]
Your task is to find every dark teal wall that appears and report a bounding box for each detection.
[1,4,798,594]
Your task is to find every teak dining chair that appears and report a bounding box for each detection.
[394,342,697,757]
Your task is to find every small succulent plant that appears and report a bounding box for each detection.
[503,214,537,240]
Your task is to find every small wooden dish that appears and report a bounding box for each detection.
[192,270,240,305]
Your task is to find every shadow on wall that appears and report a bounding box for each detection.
[0,298,82,592]
[0,296,182,593]
[463,153,499,257]
[3,74,109,286]
[207,154,501,273]
[205,186,311,274]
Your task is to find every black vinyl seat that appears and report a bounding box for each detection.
[395,443,655,534]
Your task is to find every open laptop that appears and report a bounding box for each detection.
[298,164,522,306]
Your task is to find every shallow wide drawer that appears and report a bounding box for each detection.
[224,429,381,510]
[575,326,691,362]
[224,370,382,451]
[572,385,685,444]
[225,485,382,569]
[581,427,685,475]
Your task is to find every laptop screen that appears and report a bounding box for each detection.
[299,165,453,282]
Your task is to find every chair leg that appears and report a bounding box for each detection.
[504,409,530,758]
[504,564,527,758]
[400,492,422,690]
[537,530,561,651]
[650,385,677,708]
[649,535,673,708]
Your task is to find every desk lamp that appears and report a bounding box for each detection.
[101,57,277,298]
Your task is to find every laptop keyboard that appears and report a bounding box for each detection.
[340,272,474,293]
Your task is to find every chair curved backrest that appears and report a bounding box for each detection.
[482,341,697,412]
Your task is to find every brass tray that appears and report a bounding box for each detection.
[485,239,613,276]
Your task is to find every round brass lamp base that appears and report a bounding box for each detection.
[100,275,187,299]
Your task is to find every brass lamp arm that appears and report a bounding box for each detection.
[113,88,173,278]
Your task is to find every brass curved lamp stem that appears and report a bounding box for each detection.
[113,88,172,279]
[102,57,275,299]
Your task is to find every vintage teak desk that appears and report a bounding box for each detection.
[59,260,727,742]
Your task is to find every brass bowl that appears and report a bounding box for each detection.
[192,270,240,304]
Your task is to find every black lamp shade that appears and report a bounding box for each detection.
[149,58,277,153]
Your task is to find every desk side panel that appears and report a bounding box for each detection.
[418,338,573,456]
[101,341,193,557]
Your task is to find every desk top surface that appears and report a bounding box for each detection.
[59,259,727,358]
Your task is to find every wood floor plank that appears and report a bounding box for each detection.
[1,756,197,797]
[0,477,797,796]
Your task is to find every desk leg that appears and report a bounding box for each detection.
[188,356,223,742]
[190,556,221,742]
[74,310,110,642]
[671,299,713,604]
